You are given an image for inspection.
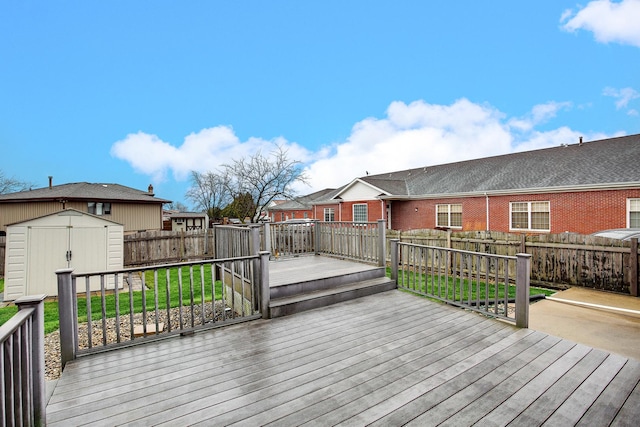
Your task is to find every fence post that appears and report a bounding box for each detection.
[259,251,271,319]
[515,253,531,328]
[15,294,47,425]
[263,222,271,255]
[377,219,386,267]
[390,239,399,283]
[630,238,638,297]
[56,268,77,369]
[314,220,321,255]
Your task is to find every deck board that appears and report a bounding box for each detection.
[46,288,640,426]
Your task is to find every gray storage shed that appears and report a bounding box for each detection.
[3,209,124,300]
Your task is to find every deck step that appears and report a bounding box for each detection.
[269,276,396,318]
[269,266,387,300]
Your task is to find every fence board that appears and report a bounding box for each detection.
[387,229,639,295]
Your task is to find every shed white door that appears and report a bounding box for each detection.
[26,225,107,295]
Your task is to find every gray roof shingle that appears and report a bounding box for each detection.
[0,182,171,203]
[358,134,640,198]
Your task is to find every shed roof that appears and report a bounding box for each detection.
[0,182,171,203]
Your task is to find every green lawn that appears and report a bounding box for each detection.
[0,266,224,335]
[391,268,554,302]
[0,277,4,293]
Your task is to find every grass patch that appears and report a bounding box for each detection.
[0,265,224,335]
[388,267,554,302]
[0,278,4,294]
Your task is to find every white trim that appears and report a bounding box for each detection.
[332,178,391,200]
[509,201,550,232]
[379,182,640,201]
[628,198,640,228]
[352,203,368,223]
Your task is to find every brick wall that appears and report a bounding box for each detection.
[390,189,640,234]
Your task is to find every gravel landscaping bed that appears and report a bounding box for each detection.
[45,301,232,381]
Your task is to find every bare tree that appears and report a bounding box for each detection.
[0,170,32,194]
[165,201,190,212]
[223,145,308,222]
[185,171,231,219]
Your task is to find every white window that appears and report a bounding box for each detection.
[353,204,368,223]
[436,204,462,228]
[303,212,308,219]
[88,202,111,216]
[510,201,550,231]
[324,208,335,222]
[629,199,640,228]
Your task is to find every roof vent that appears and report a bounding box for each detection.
[579,136,583,145]
[48,176,53,189]
[148,184,154,195]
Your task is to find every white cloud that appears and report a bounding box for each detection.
[561,0,640,48]
[110,126,312,183]
[603,86,640,109]
[508,101,572,131]
[111,99,618,196]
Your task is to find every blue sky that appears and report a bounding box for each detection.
[2,1,639,207]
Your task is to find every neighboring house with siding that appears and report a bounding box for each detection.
[311,134,640,235]
[0,180,170,235]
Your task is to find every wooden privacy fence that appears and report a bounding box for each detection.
[0,295,46,426]
[124,229,215,266]
[388,229,639,295]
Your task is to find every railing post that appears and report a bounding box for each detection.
[390,239,399,283]
[515,253,531,328]
[313,220,320,255]
[57,268,77,369]
[259,251,271,319]
[377,219,386,267]
[15,294,47,425]
[263,222,272,255]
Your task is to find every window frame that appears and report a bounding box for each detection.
[324,208,335,222]
[88,201,112,216]
[352,203,368,223]
[435,204,462,228]
[628,198,640,228]
[509,201,550,232]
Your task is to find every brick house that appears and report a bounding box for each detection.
[266,189,335,222]
[311,134,640,234]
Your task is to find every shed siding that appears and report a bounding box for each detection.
[4,225,27,301]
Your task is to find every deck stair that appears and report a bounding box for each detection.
[268,258,396,318]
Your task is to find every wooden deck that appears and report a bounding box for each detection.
[268,255,382,287]
[46,287,640,426]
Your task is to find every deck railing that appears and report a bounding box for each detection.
[390,240,531,327]
[316,220,386,266]
[0,295,46,426]
[265,222,315,257]
[56,252,271,369]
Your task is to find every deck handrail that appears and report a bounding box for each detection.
[0,294,46,426]
[56,252,271,369]
[390,240,531,327]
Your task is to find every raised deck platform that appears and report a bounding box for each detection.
[46,290,640,425]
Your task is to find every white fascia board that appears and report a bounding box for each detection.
[332,178,391,200]
[379,182,640,201]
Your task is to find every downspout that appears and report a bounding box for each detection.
[485,192,489,231]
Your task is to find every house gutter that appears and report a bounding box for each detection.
[378,181,640,201]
